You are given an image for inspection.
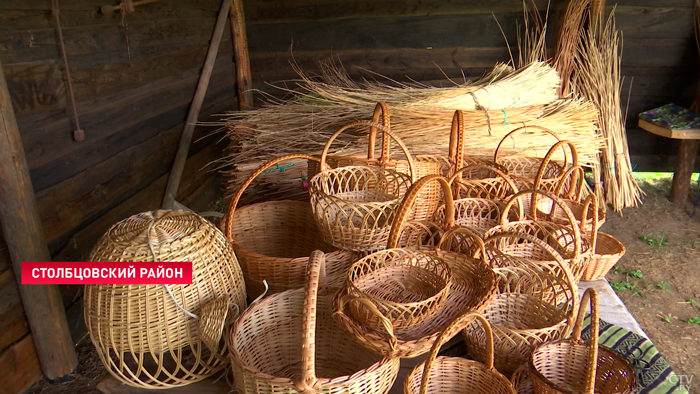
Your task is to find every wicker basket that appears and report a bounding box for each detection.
[333,177,497,358]
[85,210,247,388]
[221,153,356,299]
[309,102,443,221]
[529,288,637,394]
[228,250,400,394]
[345,248,452,331]
[579,194,626,281]
[310,121,415,251]
[510,364,534,394]
[404,312,516,394]
[464,232,579,377]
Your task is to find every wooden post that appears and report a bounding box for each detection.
[0,59,78,379]
[162,0,233,210]
[669,139,700,203]
[230,0,254,110]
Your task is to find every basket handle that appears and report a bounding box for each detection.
[296,250,326,392]
[437,226,488,263]
[336,294,398,349]
[571,287,600,394]
[552,165,586,202]
[493,125,561,163]
[483,230,580,318]
[418,312,495,394]
[367,102,392,165]
[447,163,520,200]
[500,189,582,259]
[532,140,579,190]
[320,120,416,181]
[386,175,454,249]
[447,110,465,179]
[221,153,321,241]
[581,194,599,250]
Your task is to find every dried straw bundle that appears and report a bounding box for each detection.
[570,10,643,211]
[554,0,591,98]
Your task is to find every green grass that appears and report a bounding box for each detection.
[633,172,700,182]
[613,267,644,278]
[610,280,644,296]
[656,281,673,291]
[681,317,700,326]
[640,233,668,247]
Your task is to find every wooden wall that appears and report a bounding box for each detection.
[0,1,239,392]
[243,0,699,171]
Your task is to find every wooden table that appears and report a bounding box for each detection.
[638,118,700,203]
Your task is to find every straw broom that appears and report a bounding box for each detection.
[554,0,591,98]
[571,9,643,211]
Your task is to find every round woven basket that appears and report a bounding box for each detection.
[404,312,516,394]
[310,121,414,251]
[529,288,637,394]
[464,234,579,377]
[222,153,356,299]
[333,177,497,358]
[581,231,626,281]
[510,364,534,394]
[345,248,452,331]
[228,250,400,394]
[85,210,247,388]
[308,103,443,221]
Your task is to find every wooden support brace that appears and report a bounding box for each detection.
[0,59,78,379]
[230,0,254,110]
[670,139,700,203]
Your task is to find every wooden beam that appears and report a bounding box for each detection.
[0,334,43,394]
[670,139,700,203]
[0,58,77,379]
[162,0,233,209]
[230,0,254,109]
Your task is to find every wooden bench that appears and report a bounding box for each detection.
[638,113,700,204]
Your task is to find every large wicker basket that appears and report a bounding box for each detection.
[85,210,247,388]
[529,288,637,394]
[494,125,565,185]
[222,153,356,299]
[228,250,400,394]
[310,121,414,251]
[404,312,516,394]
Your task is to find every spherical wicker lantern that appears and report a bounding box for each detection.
[84,210,247,389]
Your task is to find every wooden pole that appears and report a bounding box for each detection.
[162,0,233,210]
[0,59,78,379]
[230,0,254,110]
[670,139,700,203]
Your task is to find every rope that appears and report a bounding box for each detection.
[51,0,84,141]
[145,219,200,320]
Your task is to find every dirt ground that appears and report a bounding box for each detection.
[26,176,700,394]
[602,176,700,390]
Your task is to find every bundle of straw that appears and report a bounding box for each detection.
[570,10,643,211]
[218,61,604,201]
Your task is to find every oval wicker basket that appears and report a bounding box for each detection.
[333,176,497,358]
[310,121,414,251]
[529,288,637,394]
[404,312,516,394]
[221,153,356,299]
[85,210,247,389]
[345,248,452,331]
[494,125,566,186]
[228,250,400,394]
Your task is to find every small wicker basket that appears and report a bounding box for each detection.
[228,250,400,394]
[310,121,415,251]
[529,288,637,394]
[578,195,626,281]
[404,312,516,394]
[221,153,356,299]
[85,210,247,388]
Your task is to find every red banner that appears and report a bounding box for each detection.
[21,262,193,285]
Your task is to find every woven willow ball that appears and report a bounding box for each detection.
[346,248,452,331]
[84,210,247,389]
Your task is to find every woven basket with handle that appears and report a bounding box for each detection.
[228,250,400,394]
[308,102,443,221]
[333,175,497,358]
[310,121,415,251]
[404,312,516,394]
[463,231,579,377]
[529,288,637,394]
[85,210,247,388]
[577,195,626,281]
[221,153,356,299]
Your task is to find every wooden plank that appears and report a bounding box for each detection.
[53,139,225,263]
[246,13,523,53]
[38,94,234,254]
[621,38,697,68]
[615,6,694,39]
[0,270,21,318]
[638,118,700,140]
[0,335,42,394]
[4,41,234,118]
[23,58,235,189]
[0,305,29,353]
[0,56,77,379]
